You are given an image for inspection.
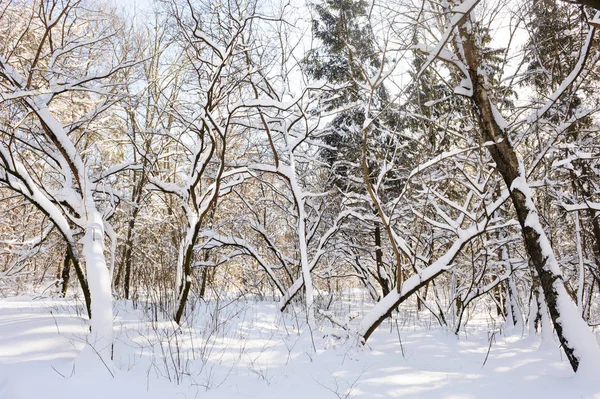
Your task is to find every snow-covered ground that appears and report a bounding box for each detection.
[0,296,599,399]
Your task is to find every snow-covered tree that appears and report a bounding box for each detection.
[0,0,138,361]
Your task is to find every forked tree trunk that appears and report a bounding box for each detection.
[175,200,219,324]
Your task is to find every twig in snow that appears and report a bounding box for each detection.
[395,319,405,359]
[482,331,496,368]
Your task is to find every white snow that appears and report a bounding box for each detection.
[489,101,507,131]
[1,296,599,399]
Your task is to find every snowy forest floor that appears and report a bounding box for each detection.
[0,295,599,399]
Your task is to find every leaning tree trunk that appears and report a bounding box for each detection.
[460,24,600,373]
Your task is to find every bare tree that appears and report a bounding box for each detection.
[414,0,600,372]
[0,0,138,361]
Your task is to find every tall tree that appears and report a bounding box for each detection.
[446,0,600,372]
[0,0,138,361]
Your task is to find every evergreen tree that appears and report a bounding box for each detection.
[304,0,407,296]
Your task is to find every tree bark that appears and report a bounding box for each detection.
[60,249,71,297]
[374,223,390,297]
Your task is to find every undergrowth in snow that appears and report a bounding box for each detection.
[1,295,599,399]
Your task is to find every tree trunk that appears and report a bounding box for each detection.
[68,245,92,319]
[60,249,71,297]
[506,277,524,331]
[460,25,600,372]
[83,210,114,362]
[174,232,197,325]
[115,215,136,299]
[199,266,209,299]
[374,223,390,297]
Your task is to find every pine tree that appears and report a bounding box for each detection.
[304,0,408,296]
